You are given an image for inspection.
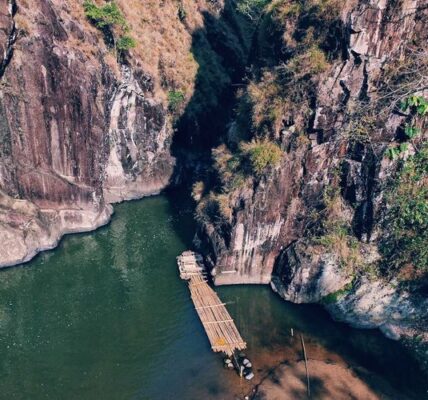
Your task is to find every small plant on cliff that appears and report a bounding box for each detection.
[240,139,283,176]
[287,46,329,78]
[381,143,428,274]
[400,95,428,116]
[386,143,409,160]
[195,192,232,226]
[83,1,136,54]
[83,1,127,29]
[116,35,136,51]
[167,90,185,113]
[321,281,354,304]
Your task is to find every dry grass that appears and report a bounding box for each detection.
[16,0,226,104]
[116,0,223,100]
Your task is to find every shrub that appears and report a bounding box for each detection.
[385,143,409,160]
[240,139,283,175]
[314,222,362,270]
[116,35,136,51]
[287,46,329,78]
[83,1,136,54]
[247,72,285,132]
[83,1,127,29]
[400,95,428,116]
[212,145,246,191]
[168,90,185,113]
[381,143,428,273]
[404,124,421,139]
[195,192,232,225]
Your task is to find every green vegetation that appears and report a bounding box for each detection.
[83,1,136,53]
[83,1,127,29]
[167,90,186,113]
[116,35,136,51]
[400,95,428,116]
[212,144,246,191]
[240,139,283,175]
[321,281,354,304]
[404,124,421,139]
[386,143,409,160]
[314,222,362,270]
[239,0,343,135]
[383,96,426,161]
[287,45,329,78]
[195,139,283,225]
[212,139,282,187]
[195,192,232,225]
[381,143,428,273]
[313,177,364,271]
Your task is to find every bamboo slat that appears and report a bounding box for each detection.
[178,251,246,357]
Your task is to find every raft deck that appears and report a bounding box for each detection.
[177,251,246,357]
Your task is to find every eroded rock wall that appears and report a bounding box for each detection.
[0,0,251,267]
[197,0,428,349]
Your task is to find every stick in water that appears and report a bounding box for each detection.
[300,334,310,398]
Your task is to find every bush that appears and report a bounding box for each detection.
[287,46,329,78]
[195,192,232,225]
[83,1,136,54]
[211,145,246,191]
[83,1,127,29]
[240,139,283,175]
[116,35,137,51]
[314,222,362,270]
[381,143,428,273]
[168,90,185,113]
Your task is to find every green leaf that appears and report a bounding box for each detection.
[404,125,421,139]
[399,99,408,111]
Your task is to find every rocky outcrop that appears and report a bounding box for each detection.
[0,0,252,267]
[0,0,174,266]
[196,0,428,351]
[271,242,428,341]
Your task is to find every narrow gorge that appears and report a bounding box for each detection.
[0,0,427,395]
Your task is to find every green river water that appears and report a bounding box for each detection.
[0,192,426,399]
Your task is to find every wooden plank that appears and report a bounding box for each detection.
[203,319,234,325]
[178,251,246,356]
[195,303,227,310]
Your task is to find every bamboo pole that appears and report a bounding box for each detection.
[300,334,310,399]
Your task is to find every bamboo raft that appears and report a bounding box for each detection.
[177,251,247,357]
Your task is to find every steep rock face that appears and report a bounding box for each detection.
[0,0,174,266]
[0,0,251,267]
[198,0,428,346]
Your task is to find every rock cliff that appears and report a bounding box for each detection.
[194,0,428,362]
[0,0,247,266]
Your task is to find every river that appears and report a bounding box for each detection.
[0,192,426,399]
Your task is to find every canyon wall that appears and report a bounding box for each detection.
[0,0,247,267]
[195,0,428,355]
